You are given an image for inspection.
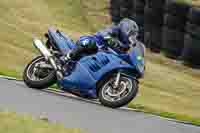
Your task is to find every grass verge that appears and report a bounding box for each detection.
[0,111,82,133]
[129,103,200,126]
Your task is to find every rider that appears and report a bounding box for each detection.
[64,18,140,61]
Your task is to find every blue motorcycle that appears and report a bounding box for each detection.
[23,28,145,108]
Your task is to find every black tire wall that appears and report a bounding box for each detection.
[144,6,164,26]
[130,0,145,42]
[162,0,191,58]
[162,27,185,58]
[109,0,200,68]
[145,0,166,9]
[182,7,200,66]
[165,0,191,18]
[164,14,185,31]
[110,0,121,23]
[134,0,145,14]
[109,0,144,42]
[120,0,134,19]
[144,1,165,52]
[182,34,200,66]
[185,22,200,39]
[188,7,200,25]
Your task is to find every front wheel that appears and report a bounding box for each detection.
[23,56,56,89]
[98,74,138,108]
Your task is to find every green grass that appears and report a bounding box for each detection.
[128,51,200,125]
[0,111,82,133]
[129,103,200,126]
[0,0,110,78]
[0,0,200,127]
[175,0,192,4]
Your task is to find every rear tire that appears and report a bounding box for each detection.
[23,56,56,89]
[98,73,138,108]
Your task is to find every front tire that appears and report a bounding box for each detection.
[23,56,56,89]
[98,73,138,108]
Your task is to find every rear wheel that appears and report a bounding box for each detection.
[98,73,138,108]
[23,56,56,89]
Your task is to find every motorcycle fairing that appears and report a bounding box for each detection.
[48,30,145,98]
[128,43,145,77]
[58,51,139,98]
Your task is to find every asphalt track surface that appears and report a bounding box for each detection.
[0,78,199,133]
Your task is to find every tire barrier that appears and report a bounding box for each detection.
[109,0,200,68]
[120,0,133,19]
[182,34,200,66]
[144,6,164,27]
[144,31,151,48]
[130,13,144,42]
[162,0,191,58]
[144,4,164,52]
[110,0,121,23]
[164,13,185,32]
[164,0,191,31]
[134,0,145,14]
[188,7,200,25]
[185,22,200,39]
[138,26,144,43]
[182,6,200,66]
[162,26,185,59]
[145,0,166,9]
[131,13,144,26]
[144,23,152,48]
[150,27,163,52]
[120,7,129,18]
[144,21,151,32]
[165,0,191,18]
[133,0,145,26]
[131,0,145,42]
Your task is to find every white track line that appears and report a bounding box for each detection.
[0,75,19,80]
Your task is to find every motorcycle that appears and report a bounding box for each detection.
[23,28,145,108]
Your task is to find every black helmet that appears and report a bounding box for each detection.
[118,18,139,38]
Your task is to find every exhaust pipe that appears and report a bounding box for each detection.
[33,39,58,71]
[33,39,52,60]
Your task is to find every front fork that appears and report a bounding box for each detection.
[114,72,121,88]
